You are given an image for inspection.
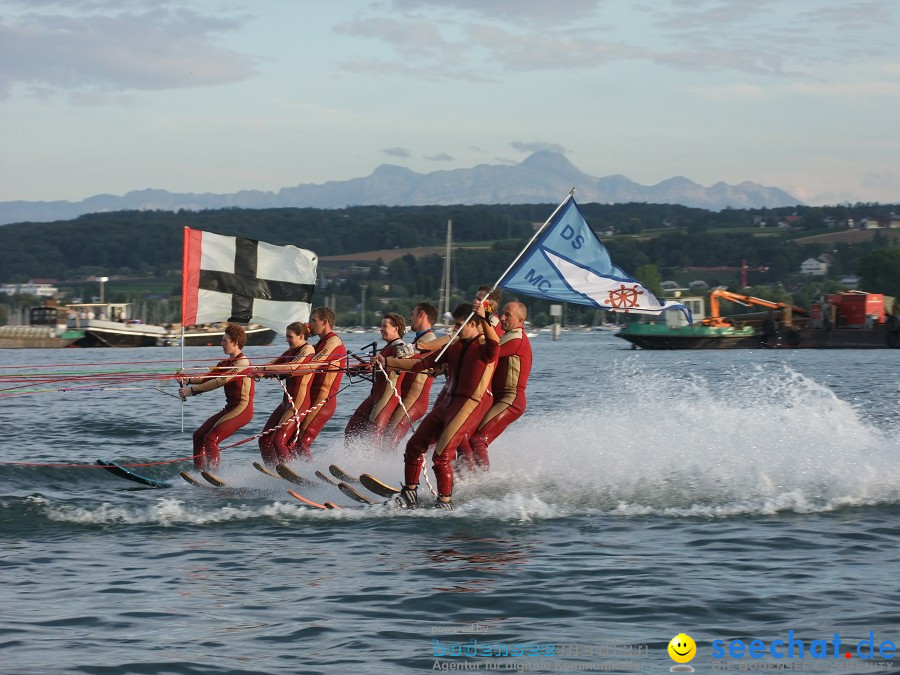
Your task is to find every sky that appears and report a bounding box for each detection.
[1,0,899,206]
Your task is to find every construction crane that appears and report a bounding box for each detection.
[702,289,807,328]
[684,259,769,288]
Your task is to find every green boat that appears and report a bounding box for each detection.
[616,321,766,349]
[616,290,899,350]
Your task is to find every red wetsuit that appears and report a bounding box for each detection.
[191,353,254,470]
[403,331,499,497]
[458,327,532,471]
[384,329,437,447]
[295,331,345,458]
[259,343,315,465]
[345,338,407,443]
[488,313,504,337]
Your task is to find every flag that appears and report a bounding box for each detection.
[182,227,318,335]
[498,196,691,323]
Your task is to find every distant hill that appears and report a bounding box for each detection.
[0,151,802,225]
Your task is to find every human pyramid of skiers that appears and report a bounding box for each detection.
[175,287,532,510]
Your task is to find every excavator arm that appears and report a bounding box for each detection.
[703,289,807,327]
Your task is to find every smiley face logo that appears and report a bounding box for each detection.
[668,633,696,663]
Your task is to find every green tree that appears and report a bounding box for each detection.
[857,246,900,298]
[633,264,664,297]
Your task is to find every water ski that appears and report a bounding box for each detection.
[338,482,376,505]
[359,473,400,498]
[252,461,280,479]
[179,471,206,487]
[201,470,227,487]
[329,464,359,484]
[96,459,172,489]
[287,489,335,510]
[314,470,338,486]
[275,464,316,487]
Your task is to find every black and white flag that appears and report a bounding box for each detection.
[182,227,317,334]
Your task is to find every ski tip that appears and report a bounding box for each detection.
[338,482,376,505]
[180,471,205,487]
[359,473,401,497]
[96,458,172,489]
[252,461,280,478]
[324,502,341,510]
[314,470,338,486]
[329,464,359,484]
[200,470,226,487]
[286,489,328,510]
[276,463,316,487]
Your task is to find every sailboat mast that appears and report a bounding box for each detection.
[443,219,452,320]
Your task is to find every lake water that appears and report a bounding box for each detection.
[1,332,899,674]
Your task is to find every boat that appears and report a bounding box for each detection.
[63,303,276,348]
[162,323,277,347]
[189,324,276,346]
[0,304,85,349]
[66,303,168,347]
[616,290,900,350]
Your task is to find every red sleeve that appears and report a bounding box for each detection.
[499,337,521,358]
[411,350,439,372]
[481,335,500,362]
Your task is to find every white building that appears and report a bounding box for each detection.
[0,282,59,297]
[799,258,829,276]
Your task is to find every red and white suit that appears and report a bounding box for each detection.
[190,353,254,470]
[295,332,345,458]
[458,327,531,470]
[345,338,407,443]
[402,331,499,497]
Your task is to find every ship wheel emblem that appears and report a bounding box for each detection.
[606,284,644,308]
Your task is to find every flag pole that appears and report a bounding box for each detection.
[180,227,189,433]
[433,188,575,362]
[487,187,575,297]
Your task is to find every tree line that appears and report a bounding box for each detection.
[1,202,898,327]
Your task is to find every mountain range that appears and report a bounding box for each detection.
[0,151,801,226]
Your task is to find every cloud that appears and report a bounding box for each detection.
[425,153,454,162]
[334,17,449,58]
[654,48,790,76]
[652,0,781,31]
[0,5,257,100]
[645,0,900,77]
[789,80,900,98]
[465,24,648,71]
[383,147,411,157]
[511,141,566,154]
[335,0,900,83]
[387,0,605,27]
[686,82,768,100]
[861,170,900,193]
[334,17,495,82]
[337,56,493,83]
[800,1,896,33]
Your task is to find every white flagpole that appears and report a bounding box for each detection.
[433,188,575,362]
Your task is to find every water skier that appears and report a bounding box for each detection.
[383,302,440,447]
[178,324,254,471]
[293,307,346,459]
[344,312,408,446]
[255,322,315,465]
[377,300,499,510]
[457,301,532,471]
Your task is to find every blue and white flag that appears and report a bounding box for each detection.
[498,196,691,323]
